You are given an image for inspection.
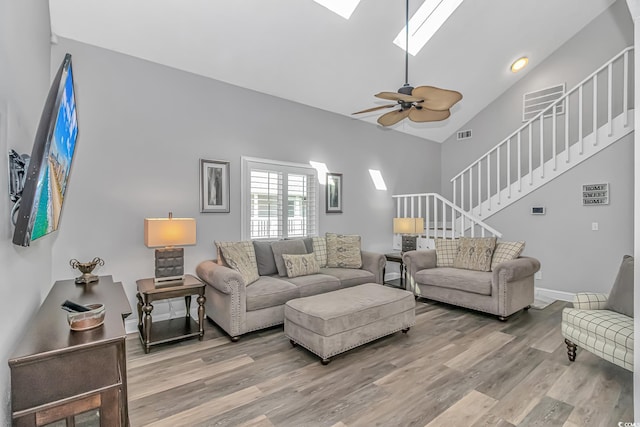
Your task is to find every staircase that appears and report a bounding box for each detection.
[393,47,634,249]
[450,47,634,221]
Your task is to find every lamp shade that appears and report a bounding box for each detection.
[393,217,424,234]
[144,217,196,247]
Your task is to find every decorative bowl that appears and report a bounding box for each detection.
[67,303,105,331]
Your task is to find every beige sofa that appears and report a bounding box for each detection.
[403,248,540,320]
[197,242,385,341]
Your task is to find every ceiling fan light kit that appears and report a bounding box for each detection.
[352,0,462,127]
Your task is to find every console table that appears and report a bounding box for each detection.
[9,275,131,426]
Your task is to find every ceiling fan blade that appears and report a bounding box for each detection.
[377,109,410,126]
[352,104,397,115]
[408,107,451,122]
[375,92,422,102]
[411,86,463,111]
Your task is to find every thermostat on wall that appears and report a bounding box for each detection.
[531,206,546,215]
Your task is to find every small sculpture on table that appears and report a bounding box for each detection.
[69,257,105,284]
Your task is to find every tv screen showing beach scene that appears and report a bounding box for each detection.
[12,54,78,246]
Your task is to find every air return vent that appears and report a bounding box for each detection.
[523,83,565,122]
[457,129,472,140]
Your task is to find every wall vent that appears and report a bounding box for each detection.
[457,129,472,140]
[523,83,565,122]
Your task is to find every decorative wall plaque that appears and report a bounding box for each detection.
[582,183,609,206]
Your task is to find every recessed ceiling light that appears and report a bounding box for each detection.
[313,0,361,20]
[393,0,465,56]
[511,57,529,73]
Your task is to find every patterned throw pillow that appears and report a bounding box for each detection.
[326,233,362,268]
[311,236,327,268]
[282,253,320,278]
[491,241,526,270]
[220,242,260,285]
[453,237,497,272]
[215,240,256,268]
[435,238,459,267]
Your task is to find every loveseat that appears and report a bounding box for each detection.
[403,237,540,320]
[196,234,386,341]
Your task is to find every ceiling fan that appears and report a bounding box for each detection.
[353,0,462,127]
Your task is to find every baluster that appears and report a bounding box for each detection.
[496,147,501,205]
[540,117,545,179]
[434,198,439,239]
[425,196,430,241]
[403,197,408,217]
[469,166,474,211]
[579,86,583,154]
[487,154,491,211]
[470,218,475,237]
[507,138,511,198]
[565,93,570,163]
[396,197,401,217]
[441,200,446,239]
[453,178,457,208]
[418,195,422,219]
[478,160,482,216]
[461,174,465,212]
[410,196,415,217]
[593,74,598,146]
[552,104,557,171]
[607,62,613,137]
[517,132,522,192]
[623,50,629,127]
[451,205,456,238]
[528,124,533,185]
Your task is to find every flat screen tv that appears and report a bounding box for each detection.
[12,53,78,246]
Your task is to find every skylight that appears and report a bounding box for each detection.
[369,169,387,191]
[313,0,361,20]
[393,0,465,56]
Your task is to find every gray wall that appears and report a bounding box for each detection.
[440,0,634,296]
[49,38,442,323]
[0,0,53,424]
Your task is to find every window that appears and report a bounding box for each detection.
[242,157,318,240]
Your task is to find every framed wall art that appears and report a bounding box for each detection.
[326,172,342,213]
[200,159,230,213]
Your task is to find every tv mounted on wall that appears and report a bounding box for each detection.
[11,53,78,247]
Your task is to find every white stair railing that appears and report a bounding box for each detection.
[392,193,502,249]
[451,46,634,219]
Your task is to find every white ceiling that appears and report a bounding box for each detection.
[49,0,616,143]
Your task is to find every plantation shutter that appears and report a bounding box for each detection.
[242,158,318,240]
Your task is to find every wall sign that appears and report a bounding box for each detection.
[582,183,609,206]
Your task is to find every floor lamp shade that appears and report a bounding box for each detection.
[144,216,196,282]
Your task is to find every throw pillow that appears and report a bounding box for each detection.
[311,236,327,268]
[453,237,497,272]
[435,238,459,267]
[220,242,260,285]
[326,232,362,268]
[282,253,320,278]
[491,241,526,270]
[215,240,256,268]
[252,240,278,276]
[271,239,308,276]
[605,255,634,317]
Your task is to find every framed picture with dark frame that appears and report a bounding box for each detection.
[200,159,230,213]
[326,172,343,213]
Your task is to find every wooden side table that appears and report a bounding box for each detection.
[136,274,205,353]
[384,252,406,289]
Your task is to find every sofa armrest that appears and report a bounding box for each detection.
[196,260,245,295]
[403,250,437,274]
[360,251,386,284]
[572,292,609,310]
[492,256,540,283]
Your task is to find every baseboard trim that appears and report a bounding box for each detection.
[535,287,575,302]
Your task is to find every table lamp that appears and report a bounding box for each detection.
[144,212,197,283]
[393,217,424,252]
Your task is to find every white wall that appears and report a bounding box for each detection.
[0,0,54,424]
[440,0,635,296]
[49,38,442,326]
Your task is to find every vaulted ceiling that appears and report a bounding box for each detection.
[49,0,616,142]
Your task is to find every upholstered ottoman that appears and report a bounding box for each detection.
[284,283,415,364]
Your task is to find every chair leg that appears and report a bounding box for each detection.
[565,338,577,362]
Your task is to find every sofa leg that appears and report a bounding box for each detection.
[498,316,507,321]
[402,327,410,334]
[230,336,240,342]
[524,305,531,310]
[290,339,297,347]
[321,358,331,365]
[565,338,577,362]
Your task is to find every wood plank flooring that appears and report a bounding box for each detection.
[126,299,633,427]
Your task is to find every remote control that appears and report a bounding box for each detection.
[61,300,91,313]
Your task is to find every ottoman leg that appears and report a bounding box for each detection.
[321,358,331,365]
[290,339,297,347]
[402,327,410,334]
[565,338,577,362]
